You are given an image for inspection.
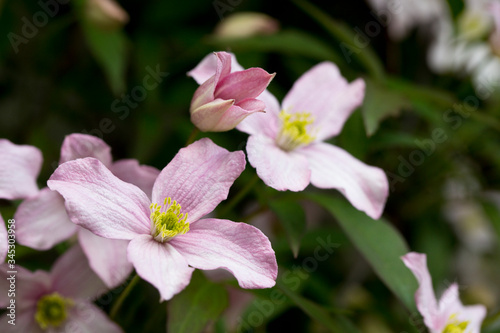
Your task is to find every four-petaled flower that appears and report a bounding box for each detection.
[402,252,486,333]
[48,138,278,301]
[0,245,122,333]
[0,134,160,289]
[189,55,389,219]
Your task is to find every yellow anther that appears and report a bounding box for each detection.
[150,197,189,242]
[275,110,316,151]
[35,292,73,330]
[443,314,469,333]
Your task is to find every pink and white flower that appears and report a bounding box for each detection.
[189,56,388,219]
[0,244,122,333]
[48,138,278,301]
[401,252,486,333]
[188,51,275,132]
[13,134,160,288]
[0,139,42,200]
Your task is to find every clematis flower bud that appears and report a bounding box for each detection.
[188,51,275,132]
[214,12,279,39]
[85,0,129,30]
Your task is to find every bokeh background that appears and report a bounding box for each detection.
[1,0,500,332]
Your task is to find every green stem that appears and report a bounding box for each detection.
[292,0,385,80]
[218,174,260,217]
[110,274,140,320]
[185,127,200,146]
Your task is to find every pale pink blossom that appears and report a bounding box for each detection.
[401,252,486,333]
[490,1,500,56]
[188,51,275,132]
[48,138,278,301]
[190,57,388,219]
[0,244,122,333]
[0,139,42,200]
[14,134,160,288]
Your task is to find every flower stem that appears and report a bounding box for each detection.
[110,274,141,320]
[185,127,200,146]
[218,174,260,217]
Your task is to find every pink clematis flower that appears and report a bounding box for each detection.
[13,133,160,288]
[0,244,122,332]
[189,56,389,219]
[402,252,486,333]
[188,51,275,132]
[0,139,42,200]
[48,138,278,301]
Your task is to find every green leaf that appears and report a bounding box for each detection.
[167,271,228,333]
[292,0,385,80]
[306,193,417,311]
[269,199,307,258]
[81,23,128,95]
[362,79,411,136]
[277,281,357,332]
[206,29,344,65]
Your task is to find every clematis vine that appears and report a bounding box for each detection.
[188,51,275,132]
[0,244,122,333]
[8,134,160,288]
[48,138,278,301]
[402,252,486,333]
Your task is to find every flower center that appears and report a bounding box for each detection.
[35,292,73,330]
[458,10,492,40]
[275,110,316,151]
[442,314,469,333]
[150,197,189,242]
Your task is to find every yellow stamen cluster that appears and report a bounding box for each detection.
[275,110,316,151]
[35,292,73,330]
[150,197,189,242]
[458,10,492,40]
[443,314,469,333]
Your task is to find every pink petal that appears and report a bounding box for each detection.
[78,228,133,289]
[59,133,113,167]
[215,68,275,104]
[246,134,311,191]
[0,307,42,333]
[110,159,160,199]
[51,244,108,300]
[171,218,277,289]
[65,300,123,333]
[0,264,51,309]
[282,62,365,141]
[15,188,77,250]
[0,139,42,200]
[127,235,194,301]
[190,98,236,132]
[437,283,486,333]
[48,158,151,240]
[236,89,281,137]
[401,252,441,331]
[187,52,218,84]
[190,52,234,111]
[298,142,388,219]
[187,51,234,85]
[193,100,265,132]
[0,213,6,262]
[152,138,246,223]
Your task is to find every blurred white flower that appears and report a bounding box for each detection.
[214,12,279,39]
[85,0,129,30]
